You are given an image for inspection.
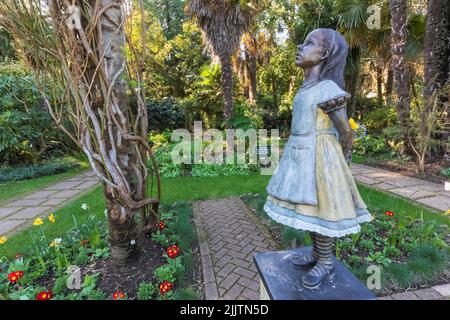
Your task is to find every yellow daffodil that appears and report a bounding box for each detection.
[0,236,7,245]
[445,209,450,216]
[33,217,44,226]
[48,213,56,223]
[349,118,359,131]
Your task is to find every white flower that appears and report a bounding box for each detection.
[55,238,62,245]
[130,239,136,245]
[81,203,89,211]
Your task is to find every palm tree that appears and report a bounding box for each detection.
[423,0,450,167]
[389,0,410,145]
[186,0,259,126]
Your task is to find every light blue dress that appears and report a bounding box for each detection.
[264,80,371,237]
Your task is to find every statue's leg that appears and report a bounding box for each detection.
[302,234,335,288]
[291,232,318,267]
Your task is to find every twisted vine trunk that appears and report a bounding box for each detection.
[389,0,410,147]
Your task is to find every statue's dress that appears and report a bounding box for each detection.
[264,80,371,237]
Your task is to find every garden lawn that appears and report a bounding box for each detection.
[0,166,89,204]
[1,173,447,259]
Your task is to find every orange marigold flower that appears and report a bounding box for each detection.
[113,291,125,300]
[8,270,24,283]
[159,281,173,295]
[36,291,52,300]
[384,211,394,217]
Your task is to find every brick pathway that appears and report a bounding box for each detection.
[193,197,280,300]
[0,170,99,236]
[379,284,450,300]
[351,163,450,212]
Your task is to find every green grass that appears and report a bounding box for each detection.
[0,165,89,204]
[1,173,447,259]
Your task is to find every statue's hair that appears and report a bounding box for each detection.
[310,28,348,90]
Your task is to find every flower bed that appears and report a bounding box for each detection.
[0,203,203,300]
[242,193,450,296]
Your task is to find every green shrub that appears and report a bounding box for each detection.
[353,134,390,156]
[362,107,397,133]
[137,282,156,300]
[0,158,80,182]
[147,97,186,132]
[0,63,69,165]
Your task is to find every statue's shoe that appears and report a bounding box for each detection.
[302,262,335,288]
[291,252,317,268]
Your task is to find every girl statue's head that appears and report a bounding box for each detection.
[295,28,348,89]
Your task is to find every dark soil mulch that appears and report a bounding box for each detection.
[94,235,165,300]
[365,159,446,184]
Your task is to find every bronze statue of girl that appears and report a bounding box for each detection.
[264,28,371,288]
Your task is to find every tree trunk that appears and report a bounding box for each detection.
[220,54,234,126]
[105,186,138,265]
[243,33,258,104]
[389,0,411,146]
[385,63,394,105]
[424,0,448,106]
[376,64,383,105]
[345,47,361,117]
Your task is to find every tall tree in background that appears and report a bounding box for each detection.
[389,0,411,146]
[145,0,185,40]
[1,0,160,265]
[423,0,449,167]
[424,0,448,101]
[186,0,258,126]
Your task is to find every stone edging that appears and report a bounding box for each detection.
[192,201,219,300]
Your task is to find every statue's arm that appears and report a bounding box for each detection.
[328,107,353,164]
[318,96,353,164]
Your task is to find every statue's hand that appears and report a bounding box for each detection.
[345,149,352,166]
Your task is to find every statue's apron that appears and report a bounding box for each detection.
[266,81,338,206]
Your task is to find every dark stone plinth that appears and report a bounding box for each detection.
[254,246,376,300]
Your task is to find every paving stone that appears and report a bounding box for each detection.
[45,180,84,190]
[222,283,245,300]
[220,273,240,291]
[414,288,442,300]
[7,198,47,207]
[241,288,259,300]
[354,176,379,185]
[417,196,450,212]
[74,180,100,190]
[388,187,436,200]
[9,206,52,219]
[0,207,20,219]
[0,219,26,235]
[22,190,57,199]
[391,291,420,300]
[432,284,450,297]
[372,182,398,190]
[51,189,82,199]
[40,198,69,206]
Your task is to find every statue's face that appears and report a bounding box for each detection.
[296,31,328,68]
